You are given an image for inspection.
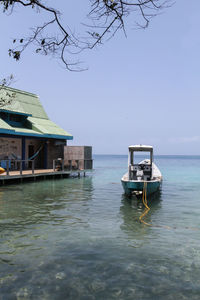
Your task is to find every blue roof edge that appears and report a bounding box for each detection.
[0,109,32,117]
[0,128,16,134]
[0,129,73,140]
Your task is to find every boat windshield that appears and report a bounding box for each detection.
[132,151,151,164]
[128,150,153,181]
[129,150,153,165]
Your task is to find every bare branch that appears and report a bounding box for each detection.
[0,75,16,107]
[0,0,173,71]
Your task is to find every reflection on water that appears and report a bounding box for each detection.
[0,177,94,224]
[1,156,200,299]
[120,191,163,245]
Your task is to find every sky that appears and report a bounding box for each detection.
[1,0,200,155]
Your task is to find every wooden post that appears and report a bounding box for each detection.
[68,160,72,170]
[32,160,34,174]
[62,159,64,171]
[53,160,55,172]
[76,160,79,170]
[20,161,22,175]
[6,160,9,176]
[22,137,26,170]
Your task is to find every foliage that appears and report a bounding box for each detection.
[0,75,16,107]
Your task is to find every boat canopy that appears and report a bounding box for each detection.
[128,145,153,152]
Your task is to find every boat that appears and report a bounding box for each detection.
[121,145,162,196]
[0,167,5,174]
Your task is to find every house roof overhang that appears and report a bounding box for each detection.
[0,86,73,140]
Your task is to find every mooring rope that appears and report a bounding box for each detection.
[139,181,152,226]
[138,181,200,231]
[139,182,173,229]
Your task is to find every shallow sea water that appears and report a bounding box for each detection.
[1,155,200,299]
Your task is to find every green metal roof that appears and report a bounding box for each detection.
[0,86,73,140]
[0,118,13,131]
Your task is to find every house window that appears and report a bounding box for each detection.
[9,114,23,123]
[0,112,8,121]
[0,112,27,127]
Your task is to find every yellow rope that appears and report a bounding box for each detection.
[139,182,171,228]
[139,182,200,230]
[139,181,152,226]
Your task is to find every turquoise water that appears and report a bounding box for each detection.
[1,155,200,299]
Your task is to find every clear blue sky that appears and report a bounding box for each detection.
[1,1,200,155]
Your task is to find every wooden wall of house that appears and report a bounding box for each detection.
[0,137,21,160]
[46,140,65,169]
[64,146,93,170]
[25,139,44,169]
[0,137,67,169]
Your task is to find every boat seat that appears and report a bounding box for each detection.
[129,165,137,180]
[143,168,152,180]
[131,165,138,171]
[130,170,137,180]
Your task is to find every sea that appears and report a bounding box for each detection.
[1,154,200,300]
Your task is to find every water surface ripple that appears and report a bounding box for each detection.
[1,155,200,299]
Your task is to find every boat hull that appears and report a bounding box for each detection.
[121,179,161,196]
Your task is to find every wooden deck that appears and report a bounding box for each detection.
[0,168,87,184]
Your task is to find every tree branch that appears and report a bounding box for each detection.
[1,0,173,71]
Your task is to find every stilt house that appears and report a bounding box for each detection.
[0,87,73,170]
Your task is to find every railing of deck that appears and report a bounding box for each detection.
[53,159,83,171]
[0,159,35,176]
[0,158,92,176]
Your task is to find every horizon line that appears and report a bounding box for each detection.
[93,153,200,156]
